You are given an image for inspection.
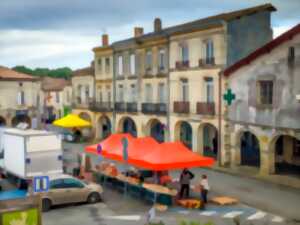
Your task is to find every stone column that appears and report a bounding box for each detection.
[191,123,198,153]
[259,137,271,176]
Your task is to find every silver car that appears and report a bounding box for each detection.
[41,174,103,211]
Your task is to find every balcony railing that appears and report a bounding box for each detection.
[197,102,215,115]
[176,60,189,70]
[72,97,92,109]
[142,103,156,114]
[89,101,113,112]
[156,103,167,115]
[115,102,126,112]
[174,101,190,114]
[199,57,215,67]
[126,102,138,113]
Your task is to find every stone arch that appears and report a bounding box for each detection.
[0,116,6,126]
[238,130,261,167]
[198,123,218,159]
[11,115,31,127]
[269,133,300,176]
[145,118,165,143]
[174,120,192,150]
[97,115,111,140]
[118,116,137,137]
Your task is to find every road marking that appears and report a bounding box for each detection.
[200,211,217,216]
[223,211,244,218]
[103,215,141,221]
[179,210,190,215]
[272,216,284,223]
[247,211,266,220]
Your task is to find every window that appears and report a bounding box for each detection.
[77,85,82,104]
[130,54,135,75]
[158,49,165,71]
[180,79,189,102]
[145,83,153,102]
[118,84,124,102]
[118,55,123,76]
[99,88,103,102]
[259,80,273,105]
[204,39,214,64]
[158,83,166,103]
[66,91,70,102]
[146,50,152,71]
[105,57,110,73]
[56,92,60,103]
[63,178,85,188]
[293,139,300,158]
[98,58,102,73]
[85,85,90,103]
[288,46,295,63]
[130,84,137,102]
[36,94,40,106]
[106,86,111,102]
[17,91,25,105]
[205,78,214,103]
[50,179,64,189]
[180,44,189,62]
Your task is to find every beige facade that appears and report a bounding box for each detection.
[0,66,41,128]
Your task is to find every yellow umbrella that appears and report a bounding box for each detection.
[53,114,91,128]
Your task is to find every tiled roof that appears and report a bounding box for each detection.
[72,67,94,77]
[224,23,300,77]
[0,66,38,81]
[112,4,276,49]
[41,77,71,91]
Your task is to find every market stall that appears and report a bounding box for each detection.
[85,133,214,206]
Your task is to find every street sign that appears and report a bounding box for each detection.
[121,137,128,161]
[223,88,236,106]
[33,176,49,193]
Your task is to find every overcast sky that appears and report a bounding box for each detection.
[0,0,299,70]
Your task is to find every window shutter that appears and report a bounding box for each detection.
[273,79,284,108]
[248,80,257,107]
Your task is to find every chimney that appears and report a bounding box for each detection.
[102,34,109,47]
[154,18,162,32]
[134,27,144,38]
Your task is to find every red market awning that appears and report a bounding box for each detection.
[85,133,215,170]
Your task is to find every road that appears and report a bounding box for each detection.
[55,141,300,225]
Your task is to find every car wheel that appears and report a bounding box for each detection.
[87,193,101,204]
[42,199,52,212]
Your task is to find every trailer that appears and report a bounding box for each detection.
[1,128,63,179]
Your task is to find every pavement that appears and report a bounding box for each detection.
[57,141,300,225]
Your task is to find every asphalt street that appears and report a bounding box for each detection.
[54,141,300,225]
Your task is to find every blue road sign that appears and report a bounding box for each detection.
[33,176,49,193]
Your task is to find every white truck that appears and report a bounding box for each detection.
[0,128,63,179]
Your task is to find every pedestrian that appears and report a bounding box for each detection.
[200,174,210,204]
[179,168,194,199]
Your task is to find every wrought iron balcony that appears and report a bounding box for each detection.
[114,102,126,112]
[196,102,215,115]
[126,102,138,113]
[199,57,215,67]
[156,103,167,115]
[175,60,189,70]
[142,103,156,114]
[89,101,113,112]
[173,101,190,114]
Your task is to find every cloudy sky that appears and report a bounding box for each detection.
[0,0,299,70]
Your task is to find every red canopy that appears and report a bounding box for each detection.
[85,133,214,170]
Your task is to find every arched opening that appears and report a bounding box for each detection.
[119,117,137,137]
[0,116,6,127]
[149,119,165,143]
[11,115,31,127]
[201,123,218,159]
[274,135,300,176]
[177,121,192,150]
[240,131,260,167]
[98,116,111,140]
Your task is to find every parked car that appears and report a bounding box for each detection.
[41,174,103,212]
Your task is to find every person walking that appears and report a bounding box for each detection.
[200,174,210,204]
[179,168,194,199]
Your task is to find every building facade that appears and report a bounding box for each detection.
[223,24,300,178]
[0,66,42,128]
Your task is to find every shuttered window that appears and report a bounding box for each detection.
[259,81,273,105]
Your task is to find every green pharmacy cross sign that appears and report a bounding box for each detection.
[223,88,236,106]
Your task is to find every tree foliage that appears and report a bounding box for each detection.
[12,65,72,80]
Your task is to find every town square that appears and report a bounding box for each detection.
[0,1,299,225]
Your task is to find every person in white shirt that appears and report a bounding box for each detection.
[200,174,210,204]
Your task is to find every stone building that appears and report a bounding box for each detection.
[41,77,72,122]
[223,24,300,179]
[0,66,42,128]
